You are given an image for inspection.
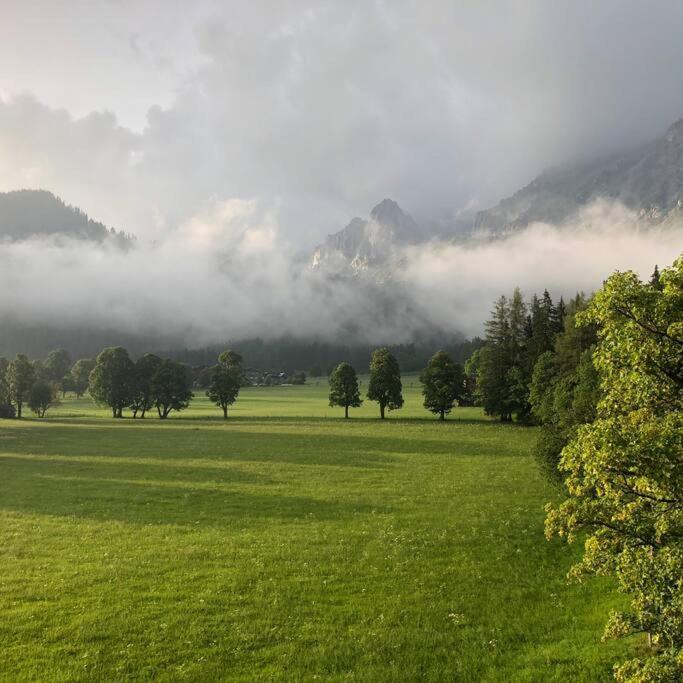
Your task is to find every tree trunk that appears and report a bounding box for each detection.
[380,404,385,419]
[17,402,22,419]
[117,407,123,418]
[345,405,349,419]
[223,405,228,419]
[439,409,445,421]
[141,408,146,419]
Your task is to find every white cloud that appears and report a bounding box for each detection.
[0,200,679,345]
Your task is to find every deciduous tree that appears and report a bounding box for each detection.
[70,358,96,398]
[44,349,72,382]
[207,349,243,418]
[328,362,361,418]
[367,347,403,419]
[545,256,683,681]
[28,380,57,417]
[151,359,193,419]
[7,353,35,418]
[89,347,134,418]
[420,351,464,420]
[129,353,162,418]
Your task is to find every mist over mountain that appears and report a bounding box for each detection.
[311,199,424,273]
[1,111,683,360]
[474,119,683,234]
[0,189,133,246]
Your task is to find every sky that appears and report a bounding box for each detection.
[0,1,682,347]
[2,0,683,243]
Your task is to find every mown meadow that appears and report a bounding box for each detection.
[0,379,633,681]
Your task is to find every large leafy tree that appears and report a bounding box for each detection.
[151,359,193,419]
[89,347,135,418]
[420,350,464,420]
[129,353,162,418]
[367,347,403,419]
[7,353,36,418]
[328,362,362,418]
[545,257,683,681]
[70,358,96,398]
[207,349,243,419]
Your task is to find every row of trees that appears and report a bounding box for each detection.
[86,347,247,419]
[328,348,466,420]
[0,345,247,420]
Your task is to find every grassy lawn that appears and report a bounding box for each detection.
[0,381,631,681]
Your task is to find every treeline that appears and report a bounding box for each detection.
[162,336,483,376]
[464,287,599,482]
[0,327,482,373]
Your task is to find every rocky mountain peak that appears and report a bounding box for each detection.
[311,199,419,273]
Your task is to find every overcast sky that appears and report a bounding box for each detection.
[2,0,683,244]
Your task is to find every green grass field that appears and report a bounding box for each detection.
[0,380,633,681]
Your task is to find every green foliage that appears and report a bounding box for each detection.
[290,371,306,385]
[7,353,36,418]
[151,359,193,419]
[88,347,135,418]
[527,293,600,484]
[70,358,96,398]
[328,362,362,418]
[28,379,58,417]
[545,256,683,681]
[44,348,72,382]
[475,288,568,422]
[129,354,162,418]
[207,349,243,418]
[0,355,9,405]
[367,347,404,418]
[420,350,464,420]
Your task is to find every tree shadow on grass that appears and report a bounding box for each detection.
[0,456,390,528]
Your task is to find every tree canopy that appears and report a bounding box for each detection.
[545,256,683,681]
[207,349,243,418]
[420,350,464,420]
[367,347,403,419]
[7,354,36,418]
[88,347,135,418]
[328,362,362,418]
[151,358,193,419]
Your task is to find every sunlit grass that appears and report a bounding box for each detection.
[0,383,630,680]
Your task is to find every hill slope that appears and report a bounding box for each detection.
[0,189,133,245]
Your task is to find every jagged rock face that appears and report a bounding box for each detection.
[474,119,683,233]
[312,198,420,273]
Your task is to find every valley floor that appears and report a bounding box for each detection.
[0,383,633,681]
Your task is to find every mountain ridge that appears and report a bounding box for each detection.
[473,118,683,233]
[0,189,134,246]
